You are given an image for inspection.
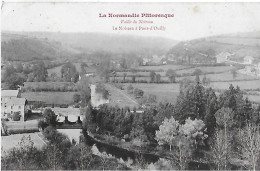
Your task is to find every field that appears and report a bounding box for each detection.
[135,64,190,71]
[23,82,76,91]
[114,64,260,105]
[48,65,63,77]
[21,91,76,105]
[122,83,180,104]
[1,132,46,154]
[104,84,140,109]
[176,66,235,74]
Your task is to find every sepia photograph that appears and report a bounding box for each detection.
[1,1,260,170]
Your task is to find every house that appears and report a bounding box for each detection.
[244,56,254,65]
[216,52,233,63]
[1,97,27,121]
[142,58,150,65]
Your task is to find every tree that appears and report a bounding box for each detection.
[231,69,237,79]
[150,71,156,83]
[61,62,79,83]
[66,143,93,170]
[202,75,210,86]
[131,75,136,83]
[193,68,202,76]
[166,69,177,83]
[123,73,127,82]
[238,123,260,171]
[155,117,207,170]
[155,117,179,151]
[27,73,34,82]
[5,73,24,90]
[155,74,161,83]
[32,61,48,82]
[43,126,72,169]
[134,88,144,98]
[1,135,43,170]
[50,72,58,82]
[42,108,57,126]
[16,63,23,73]
[77,76,91,106]
[82,105,97,133]
[209,128,232,170]
[127,84,134,94]
[73,93,81,103]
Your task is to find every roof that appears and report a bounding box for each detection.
[2,97,26,106]
[1,90,19,97]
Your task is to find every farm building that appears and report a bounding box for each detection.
[1,95,28,122]
[216,52,233,63]
[244,56,254,64]
[1,90,21,99]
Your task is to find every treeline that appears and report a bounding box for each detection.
[83,79,260,170]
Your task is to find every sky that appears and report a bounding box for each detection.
[2,2,260,40]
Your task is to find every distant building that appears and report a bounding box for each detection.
[1,90,28,121]
[244,56,254,65]
[1,97,27,121]
[216,52,233,63]
[142,58,150,65]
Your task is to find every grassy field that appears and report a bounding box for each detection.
[122,83,180,104]
[1,132,46,154]
[135,64,190,71]
[176,66,235,75]
[48,65,63,77]
[176,72,258,82]
[23,82,76,90]
[104,84,140,109]
[21,91,76,105]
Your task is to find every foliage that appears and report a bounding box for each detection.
[133,88,144,98]
[32,61,48,82]
[76,76,91,106]
[155,117,207,170]
[61,62,79,83]
[127,84,134,94]
[42,108,57,127]
[73,93,81,103]
[237,123,260,170]
[166,69,177,83]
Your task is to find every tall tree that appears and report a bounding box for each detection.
[32,61,48,82]
[150,71,156,83]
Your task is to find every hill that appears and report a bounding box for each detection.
[167,31,260,64]
[1,32,80,62]
[7,32,178,55]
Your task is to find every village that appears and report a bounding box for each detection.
[1,2,260,169]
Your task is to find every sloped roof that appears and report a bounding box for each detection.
[2,97,26,106]
[1,90,19,97]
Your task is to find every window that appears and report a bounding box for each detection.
[11,106,13,109]
[18,106,21,109]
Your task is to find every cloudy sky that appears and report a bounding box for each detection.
[2,2,260,40]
